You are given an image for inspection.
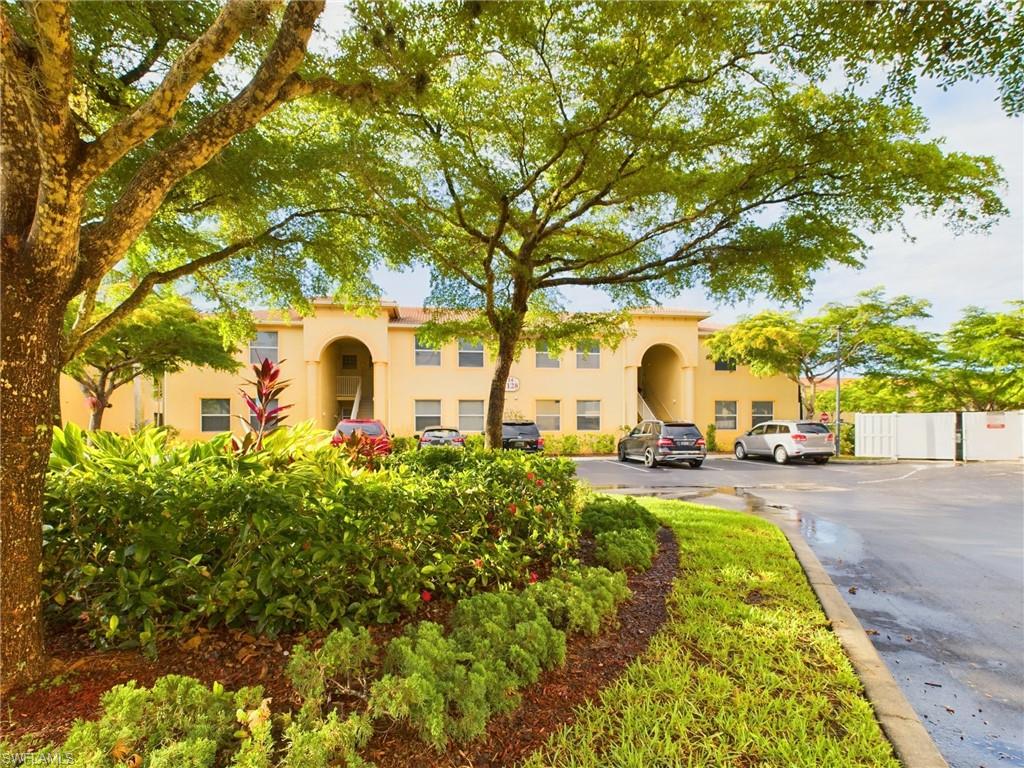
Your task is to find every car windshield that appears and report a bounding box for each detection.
[337,422,382,436]
[424,429,459,438]
[663,425,701,438]
[797,423,831,434]
[503,422,539,438]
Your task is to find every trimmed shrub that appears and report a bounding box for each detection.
[706,423,718,452]
[594,529,658,571]
[389,435,417,454]
[43,424,580,649]
[588,434,617,455]
[527,567,629,636]
[580,496,659,536]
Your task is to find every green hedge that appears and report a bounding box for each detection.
[43,425,579,650]
[580,495,661,572]
[543,433,618,456]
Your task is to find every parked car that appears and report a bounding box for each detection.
[733,420,834,464]
[332,418,392,455]
[618,420,706,468]
[501,421,544,452]
[416,427,466,449]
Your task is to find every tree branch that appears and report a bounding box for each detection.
[80,0,266,181]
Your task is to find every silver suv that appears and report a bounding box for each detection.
[734,420,834,464]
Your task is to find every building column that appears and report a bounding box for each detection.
[624,364,639,426]
[306,360,320,428]
[372,361,389,424]
[682,365,696,423]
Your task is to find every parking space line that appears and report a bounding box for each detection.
[605,460,650,473]
[857,466,930,485]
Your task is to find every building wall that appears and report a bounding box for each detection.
[58,305,798,447]
[693,333,800,448]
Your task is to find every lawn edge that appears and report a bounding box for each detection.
[739,492,949,768]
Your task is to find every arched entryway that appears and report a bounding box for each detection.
[320,337,374,429]
[638,344,683,421]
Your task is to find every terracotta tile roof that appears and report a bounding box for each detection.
[632,306,713,319]
[251,309,303,323]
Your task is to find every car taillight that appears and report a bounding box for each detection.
[419,436,431,443]
[695,438,706,447]
[792,433,807,442]
[826,433,834,441]
[537,437,545,448]
[453,436,464,443]
[657,438,673,447]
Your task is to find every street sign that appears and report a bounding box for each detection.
[820,412,830,423]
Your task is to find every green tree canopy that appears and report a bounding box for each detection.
[64,292,240,430]
[706,290,935,417]
[334,2,1008,443]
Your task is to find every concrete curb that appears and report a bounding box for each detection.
[831,457,899,465]
[738,493,949,768]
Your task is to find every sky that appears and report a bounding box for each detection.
[370,77,1023,333]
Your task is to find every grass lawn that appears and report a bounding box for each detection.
[523,499,900,768]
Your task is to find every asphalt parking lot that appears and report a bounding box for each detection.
[574,455,1024,768]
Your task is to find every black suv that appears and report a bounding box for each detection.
[501,421,544,452]
[617,420,706,468]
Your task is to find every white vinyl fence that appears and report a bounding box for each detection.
[855,411,1023,461]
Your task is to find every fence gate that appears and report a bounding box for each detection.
[856,411,1023,461]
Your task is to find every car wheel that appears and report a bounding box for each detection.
[814,456,830,465]
[734,443,747,460]
[689,460,703,469]
[773,445,789,465]
[643,448,658,468]
[618,444,628,462]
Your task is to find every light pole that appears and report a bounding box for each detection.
[834,328,842,456]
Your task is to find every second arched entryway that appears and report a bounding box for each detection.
[320,337,374,429]
[638,344,683,421]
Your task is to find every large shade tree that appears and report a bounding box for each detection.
[705,290,935,418]
[65,292,240,430]
[0,0,457,686]
[330,1,1014,446]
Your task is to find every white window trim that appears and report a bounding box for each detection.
[576,400,601,431]
[457,339,484,368]
[535,342,560,369]
[458,400,485,433]
[536,399,561,432]
[414,399,443,431]
[715,400,738,430]
[414,335,441,367]
[249,331,279,364]
[200,398,231,432]
[575,342,600,369]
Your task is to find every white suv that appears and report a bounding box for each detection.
[733,420,834,464]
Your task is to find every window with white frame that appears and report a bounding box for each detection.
[535,342,560,368]
[751,401,774,426]
[200,398,231,432]
[576,340,600,369]
[249,331,278,364]
[536,400,560,431]
[415,399,442,431]
[715,400,737,430]
[576,400,601,431]
[414,335,441,366]
[458,339,484,367]
[458,400,484,432]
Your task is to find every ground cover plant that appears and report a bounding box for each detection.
[43,425,578,650]
[523,499,901,768]
[580,495,661,572]
[4,567,631,767]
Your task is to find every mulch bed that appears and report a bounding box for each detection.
[363,526,679,767]
[2,527,679,765]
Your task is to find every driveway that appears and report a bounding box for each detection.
[573,456,1024,768]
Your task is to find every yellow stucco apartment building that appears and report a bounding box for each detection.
[59,301,798,446]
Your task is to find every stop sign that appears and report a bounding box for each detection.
[820,412,830,423]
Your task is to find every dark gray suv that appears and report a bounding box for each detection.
[618,421,706,468]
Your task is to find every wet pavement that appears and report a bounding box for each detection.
[574,456,1024,768]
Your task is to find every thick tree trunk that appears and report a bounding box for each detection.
[88,400,106,430]
[485,333,518,448]
[0,282,66,690]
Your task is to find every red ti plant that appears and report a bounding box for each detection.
[331,429,389,470]
[233,357,292,454]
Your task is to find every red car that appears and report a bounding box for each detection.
[332,418,392,455]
